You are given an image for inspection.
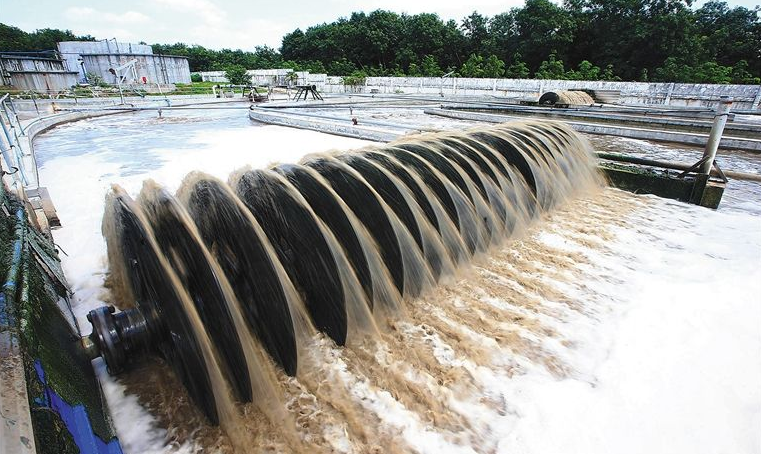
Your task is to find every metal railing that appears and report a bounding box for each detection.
[0,94,34,187]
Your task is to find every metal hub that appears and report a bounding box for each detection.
[84,306,152,374]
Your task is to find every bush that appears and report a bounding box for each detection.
[85,72,108,87]
[224,65,251,85]
[505,54,530,79]
[460,54,485,78]
[342,70,367,86]
[190,73,202,82]
[534,52,566,79]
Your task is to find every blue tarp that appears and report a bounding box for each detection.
[34,360,123,454]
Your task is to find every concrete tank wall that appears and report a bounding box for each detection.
[322,77,761,110]
[198,70,329,86]
[58,40,153,81]
[198,70,226,82]
[81,54,191,85]
[0,56,70,73]
[7,72,78,92]
[0,55,78,92]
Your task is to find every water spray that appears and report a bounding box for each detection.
[83,120,602,424]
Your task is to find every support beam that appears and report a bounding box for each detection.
[700,96,732,174]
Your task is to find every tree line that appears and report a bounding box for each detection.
[0,24,95,55]
[277,0,760,83]
[1,0,759,84]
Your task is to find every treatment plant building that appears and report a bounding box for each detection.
[58,40,191,85]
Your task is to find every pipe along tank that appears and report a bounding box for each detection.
[83,120,601,424]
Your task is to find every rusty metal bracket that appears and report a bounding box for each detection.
[676,156,710,179]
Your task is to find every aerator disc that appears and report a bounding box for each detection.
[181,177,299,376]
[140,186,252,403]
[234,169,348,346]
[306,157,407,295]
[106,188,219,423]
[275,164,374,307]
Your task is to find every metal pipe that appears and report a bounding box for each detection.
[30,91,38,115]
[0,202,35,454]
[84,306,152,373]
[0,131,16,179]
[0,208,25,330]
[0,109,25,184]
[0,105,15,147]
[0,97,31,186]
[700,96,732,174]
[5,96,25,136]
[1,104,23,152]
[596,152,761,183]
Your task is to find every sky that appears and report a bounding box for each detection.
[2,0,759,51]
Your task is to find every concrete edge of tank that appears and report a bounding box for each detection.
[600,162,725,209]
[0,181,122,454]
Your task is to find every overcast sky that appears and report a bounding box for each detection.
[2,0,758,51]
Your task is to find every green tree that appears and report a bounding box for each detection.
[342,70,367,86]
[483,55,506,78]
[566,60,600,80]
[692,61,732,83]
[730,60,761,84]
[461,11,490,55]
[420,55,444,76]
[0,23,95,53]
[300,60,327,74]
[601,64,620,81]
[535,52,567,79]
[85,72,106,86]
[486,12,518,62]
[0,23,28,50]
[505,53,531,78]
[407,62,422,76]
[4,1,761,85]
[328,58,357,75]
[285,71,299,85]
[695,1,761,76]
[654,57,690,81]
[224,65,251,85]
[460,54,485,77]
[513,0,575,72]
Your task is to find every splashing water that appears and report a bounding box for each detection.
[100,120,604,451]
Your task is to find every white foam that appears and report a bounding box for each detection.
[495,200,761,454]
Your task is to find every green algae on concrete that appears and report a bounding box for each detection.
[1,181,117,451]
[21,261,117,442]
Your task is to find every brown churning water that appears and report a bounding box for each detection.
[101,120,604,452]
